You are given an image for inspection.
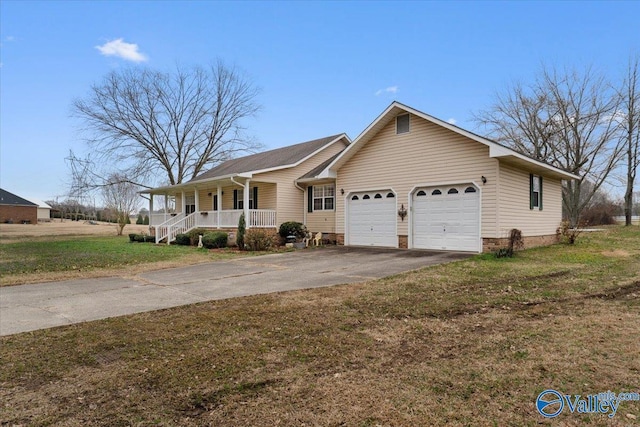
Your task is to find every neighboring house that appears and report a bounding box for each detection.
[27,199,52,221]
[145,102,579,252]
[0,188,38,224]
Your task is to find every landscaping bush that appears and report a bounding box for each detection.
[201,232,228,249]
[278,221,306,239]
[143,215,149,225]
[175,233,191,245]
[237,213,246,250]
[244,229,275,251]
[187,228,208,245]
[136,214,144,225]
[557,220,582,245]
[129,233,137,242]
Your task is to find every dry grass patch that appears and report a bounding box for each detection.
[1,227,639,426]
[0,221,149,243]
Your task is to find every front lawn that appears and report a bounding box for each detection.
[0,226,638,425]
[0,236,249,286]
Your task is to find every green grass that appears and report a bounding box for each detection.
[0,226,638,426]
[0,236,195,275]
[0,236,256,285]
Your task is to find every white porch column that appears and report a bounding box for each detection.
[194,188,200,212]
[216,184,222,229]
[149,194,154,226]
[243,178,250,228]
[163,194,168,221]
[181,191,186,214]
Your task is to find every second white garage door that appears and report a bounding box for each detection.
[412,184,480,252]
[347,191,397,247]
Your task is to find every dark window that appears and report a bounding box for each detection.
[417,190,427,196]
[363,194,371,200]
[387,193,395,198]
[464,187,476,193]
[351,195,359,200]
[374,193,382,199]
[396,114,410,134]
[447,188,459,194]
[431,189,442,195]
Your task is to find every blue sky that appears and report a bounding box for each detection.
[1,0,639,203]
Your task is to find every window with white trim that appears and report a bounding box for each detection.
[530,174,542,210]
[396,114,410,134]
[185,195,196,214]
[313,184,335,211]
[236,189,255,209]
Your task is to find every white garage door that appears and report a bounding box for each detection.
[347,191,397,247]
[412,184,480,252]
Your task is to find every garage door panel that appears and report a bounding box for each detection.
[412,184,479,252]
[348,191,396,247]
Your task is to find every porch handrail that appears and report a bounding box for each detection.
[155,213,185,244]
[165,211,197,244]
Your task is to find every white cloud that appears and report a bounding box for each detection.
[95,38,148,62]
[447,118,457,125]
[375,86,398,96]
[5,36,15,42]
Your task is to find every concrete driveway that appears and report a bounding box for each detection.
[0,247,472,336]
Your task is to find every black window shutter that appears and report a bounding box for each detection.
[253,187,258,210]
[529,174,534,210]
[213,195,218,211]
[539,176,543,211]
[233,189,238,210]
[307,186,313,213]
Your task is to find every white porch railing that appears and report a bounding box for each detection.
[249,209,277,228]
[154,209,276,243]
[154,213,185,243]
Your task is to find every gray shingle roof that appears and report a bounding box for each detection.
[0,188,38,207]
[189,134,345,183]
[297,152,342,180]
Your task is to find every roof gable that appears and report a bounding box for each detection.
[189,134,349,183]
[0,188,38,207]
[323,102,579,181]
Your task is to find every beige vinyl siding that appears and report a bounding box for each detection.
[173,182,277,213]
[306,179,336,233]
[497,163,563,237]
[336,114,498,238]
[197,182,277,211]
[257,140,347,226]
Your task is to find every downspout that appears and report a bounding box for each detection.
[294,181,306,226]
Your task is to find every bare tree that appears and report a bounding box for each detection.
[72,61,261,187]
[616,55,640,226]
[102,173,141,235]
[475,65,623,226]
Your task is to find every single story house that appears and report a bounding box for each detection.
[0,188,38,224]
[27,199,52,221]
[144,102,579,252]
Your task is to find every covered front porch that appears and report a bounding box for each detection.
[144,175,277,244]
